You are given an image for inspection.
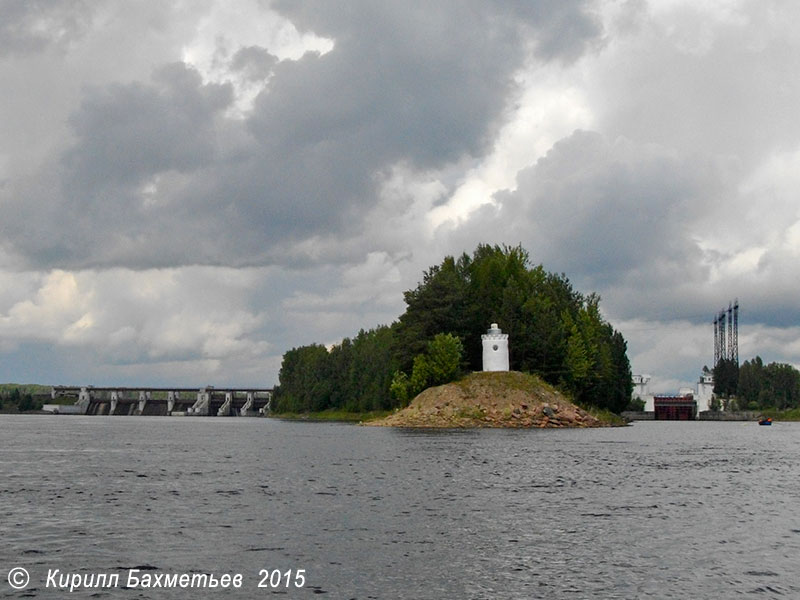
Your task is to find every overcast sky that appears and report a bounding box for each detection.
[1,0,799,393]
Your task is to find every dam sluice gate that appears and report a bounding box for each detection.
[45,387,272,416]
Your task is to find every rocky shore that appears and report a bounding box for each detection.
[368,371,621,428]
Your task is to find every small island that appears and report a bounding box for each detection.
[272,245,634,424]
[369,370,623,428]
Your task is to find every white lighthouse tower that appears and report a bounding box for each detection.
[482,323,509,372]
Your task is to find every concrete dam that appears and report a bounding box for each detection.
[45,386,272,417]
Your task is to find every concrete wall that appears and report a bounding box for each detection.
[698,411,760,421]
[624,409,761,422]
[622,411,654,421]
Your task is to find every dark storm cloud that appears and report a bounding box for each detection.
[233,0,601,262]
[506,0,605,61]
[64,63,233,191]
[3,0,604,270]
[230,46,278,81]
[3,63,235,269]
[274,0,603,65]
[219,0,601,262]
[0,0,94,56]
[468,132,710,275]
[451,130,730,320]
[259,0,600,170]
[450,118,800,337]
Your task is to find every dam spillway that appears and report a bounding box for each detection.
[45,386,272,416]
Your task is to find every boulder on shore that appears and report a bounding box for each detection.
[368,371,620,428]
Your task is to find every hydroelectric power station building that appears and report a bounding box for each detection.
[631,371,715,420]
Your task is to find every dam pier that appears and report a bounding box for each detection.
[44,386,273,417]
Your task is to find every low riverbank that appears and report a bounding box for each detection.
[624,408,800,422]
[757,407,800,421]
[268,408,392,423]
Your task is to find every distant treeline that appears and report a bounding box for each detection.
[714,357,800,410]
[0,385,48,412]
[273,244,633,414]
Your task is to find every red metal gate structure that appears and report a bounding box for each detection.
[654,394,697,420]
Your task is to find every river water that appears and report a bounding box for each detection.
[1,416,798,599]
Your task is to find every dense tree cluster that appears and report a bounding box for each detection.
[736,357,800,410]
[390,333,464,405]
[275,326,397,413]
[713,358,739,398]
[712,356,800,411]
[273,244,633,414]
[0,387,41,412]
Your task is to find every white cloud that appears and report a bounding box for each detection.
[430,59,595,228]
[0,271,91,340]
[180,0,334,117]
[0,267,273,383]
[616,318,713,393]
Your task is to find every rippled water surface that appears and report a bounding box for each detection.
[2,416,800,599]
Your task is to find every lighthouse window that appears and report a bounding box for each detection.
[492,345,498,351]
